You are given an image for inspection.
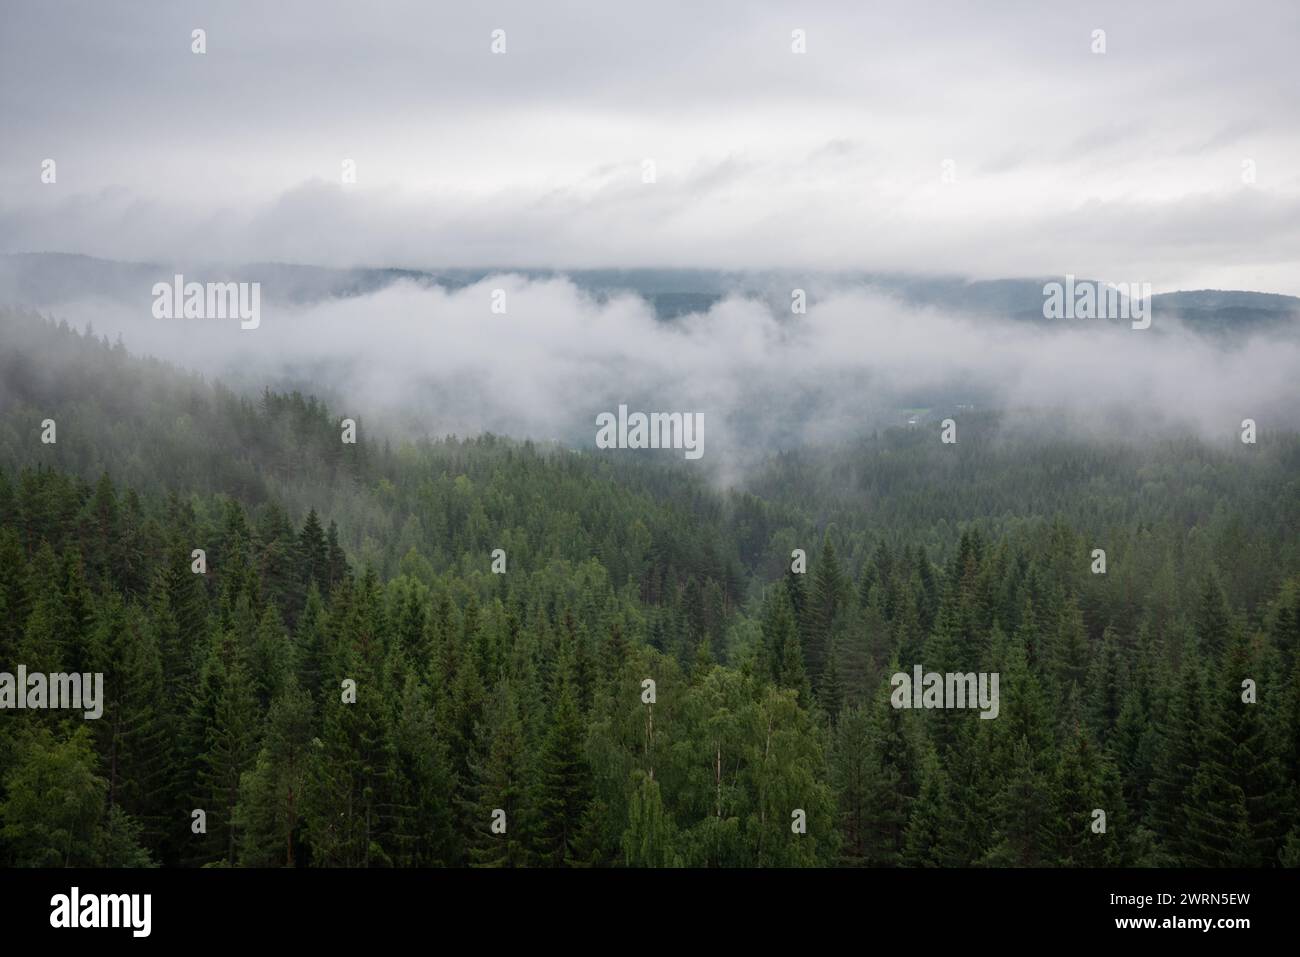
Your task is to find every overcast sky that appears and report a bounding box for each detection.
[2,0,1298,293]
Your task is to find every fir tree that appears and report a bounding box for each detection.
[468,682,534,867]
[537,679,592,866]
[235,679,315,867]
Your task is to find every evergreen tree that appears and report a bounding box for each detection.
[863,684,920,865]
[1085,625,1125,747]
[1183,630,1288,866]
[902,755,961,867]
[468,682,534,867]
[537,679,592,866]
[235,679,315,867]
[819,638,845,722]
[194,640,260,865]
[91,598,169,848]
[806,536,847,686]
[1040,725,1120,866]
[387,674,458,866]
[1147,652,1206,862]
[829,705,872,865]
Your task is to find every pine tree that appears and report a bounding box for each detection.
[537,678,592,866]
[0,528,27,663]
[303,620,395,867]
[91,598,170,849]
[982,737,1048,866]
[1085,625,1125,747]
[1183,630,1288,866]
[387,674,458,866]
[761,585,811,707]
[84,471,119,591]
[1052,601,1090,698]
[902,754,961,867]
[325,521,350,596]
[1196,574,1232,661]
[819,638,845,722]
[468,681,534,867]
[194,640,260,866]
[293,583,327,702]
[1039,724,1119,866]
[806,536,847,686]
[235,679,315,867]
[863,678,920,865]
[1111,624,1161,814]
[17,543,67,676]
[778,616,812,709]
[1147,652,1205,862]
[829,705,872,865]
[298,509,329,594]
[249,605,293,710]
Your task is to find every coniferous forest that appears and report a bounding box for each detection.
[2,308,1297,869]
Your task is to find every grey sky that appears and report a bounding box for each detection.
[2,0,1298,292]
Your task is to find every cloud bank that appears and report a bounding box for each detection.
[30,276,1300,479]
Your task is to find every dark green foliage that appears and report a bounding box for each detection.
[0,308,1296,868]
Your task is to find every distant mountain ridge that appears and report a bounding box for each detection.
[2,252,1297,330]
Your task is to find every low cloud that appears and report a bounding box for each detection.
[21,274,1300,481]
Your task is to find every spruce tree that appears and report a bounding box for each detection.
[902,754,961,867]
[387,673,458,866]
[1085,625,1125,747]
[863,678,920,864]
[235,679,315,867]
[1147,652,1205,862]
[194,641,260,866]
[1040,725,1119,866]
[1183,630,1288,866]
[92,598,170,849]
[806,536,847,685]
[468,681,534,867]
[537,679,592,866]
[829,705,872,865]
[819,638,845,723]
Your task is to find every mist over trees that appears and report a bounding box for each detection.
[1,309,1298,868]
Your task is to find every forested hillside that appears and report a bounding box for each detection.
[1,308,1298,867]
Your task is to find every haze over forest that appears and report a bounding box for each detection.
[2,254,1298,484]
[1,0,1298,878]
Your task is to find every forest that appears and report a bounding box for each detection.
[1,307,1298,867]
